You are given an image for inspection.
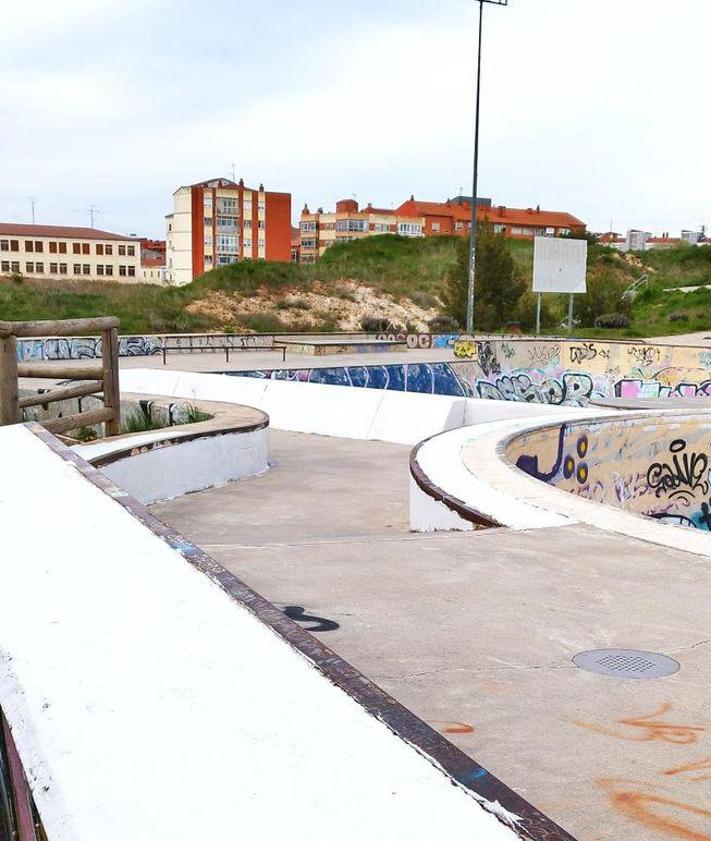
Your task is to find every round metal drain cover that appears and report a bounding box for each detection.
[573,648,680,680]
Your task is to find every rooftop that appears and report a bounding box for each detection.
[0,223,138,241]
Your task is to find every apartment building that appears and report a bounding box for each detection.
[395,197,586,240]
[299,199,424,263]
[0,223,141,281]
[166,177,292,285]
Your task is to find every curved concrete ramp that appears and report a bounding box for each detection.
[0,423,574,841]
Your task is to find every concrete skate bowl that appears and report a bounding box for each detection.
[506,412,711,532]
[225,337,711,405]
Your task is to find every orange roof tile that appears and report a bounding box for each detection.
[0,223,138,241]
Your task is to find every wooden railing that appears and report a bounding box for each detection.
[0,317,121,436]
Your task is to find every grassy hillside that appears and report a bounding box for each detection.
[1,234,710,337]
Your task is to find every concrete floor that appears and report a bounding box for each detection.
[152,430,711,841]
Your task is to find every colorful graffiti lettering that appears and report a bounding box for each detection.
[616,379,711,400]
[476,372,593,405]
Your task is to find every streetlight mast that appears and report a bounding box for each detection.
[466,0,508,336]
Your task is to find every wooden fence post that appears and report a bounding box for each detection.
[0,335,19,425]
[102,327,121,436]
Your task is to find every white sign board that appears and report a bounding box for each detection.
[532,237,587,294]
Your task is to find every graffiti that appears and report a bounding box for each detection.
[627,345,663,367]
[527,344,559,364]
[516,425,567,482]
[664,756,711,781]
[233,362,474,397]
[281,606,340,633]
[119,336,161,356]
[476,372,593,406]
[570,342,598,364]
[429,721,475,735]
[601,783,711,841]
[453,335,477,359]
[575,703,705,745]
[616,378,711,400]
[477,341,501,377]
[614,472,652,504]
[646,439,709,503]
[500,342,515,359]
[376,333,457,350]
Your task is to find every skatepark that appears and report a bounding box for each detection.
[2,325,711,841]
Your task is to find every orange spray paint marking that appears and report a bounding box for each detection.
[429,721,475,735]
[664,755,711,781]
[575,703,705,744]
[602,785,711,841]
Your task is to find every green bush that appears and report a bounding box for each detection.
[595,313,630,329]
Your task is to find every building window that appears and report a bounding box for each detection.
[59,263,67,274]
[216,216,238,230]
[243,202,252,216]
[243,220,252,230]
[25,241,34,252]
[1,240,9,251]
[97,264,104,275]
[127,245,135,256]
[216,197,237,213]
[49,241,57,253]
[432,222,440,232]
[397,223,423,237]
[58,242,67,254]
[204,217,212,227]
[127,265,135,277]
[49,262,58,274]
[205,255,213,265]
[118,245,126,256]
[336,220,368,233]
[1,261,9,272]
[83,264,90,275]
[217,255,237,265]
[243,239,252,250]
[105,244,112,256]
[300,221,317,232]
[25,262,34,273]
[35,241,43,252]
[258,239,265,249]
[118,265,126,276]
[96,244,104,255]
[204,196,213,208]
[217,235,238,253]
[204,237,213,248]
[73,263,81,274]
[258,220,265,230]
[73,243,81,254]
[10,240,18,252]
[105,265,113,276]
[35,262,44,273]
[258,202,265,213]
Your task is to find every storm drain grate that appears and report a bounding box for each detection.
[573,648,680,680]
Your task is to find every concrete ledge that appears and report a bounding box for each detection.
[74,398,269,504]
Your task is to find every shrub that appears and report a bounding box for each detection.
[595,313,630,329]
[668,311,690,322]
[428,315,459,333]
[361,316,393,333]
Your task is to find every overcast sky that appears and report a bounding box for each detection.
[2,0,709,238]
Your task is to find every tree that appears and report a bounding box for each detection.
[445,223,526,331]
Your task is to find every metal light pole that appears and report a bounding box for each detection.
[466,0,508,336]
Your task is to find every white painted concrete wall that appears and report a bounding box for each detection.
[0,424,522,841]
[75,426,268,504]
[120,369,572,445]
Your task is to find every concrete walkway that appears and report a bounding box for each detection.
[152,430,711,841]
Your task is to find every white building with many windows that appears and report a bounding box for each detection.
[0,224,142,282]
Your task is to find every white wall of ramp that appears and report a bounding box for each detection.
[0,423,523,841]
[120,369,573,445]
